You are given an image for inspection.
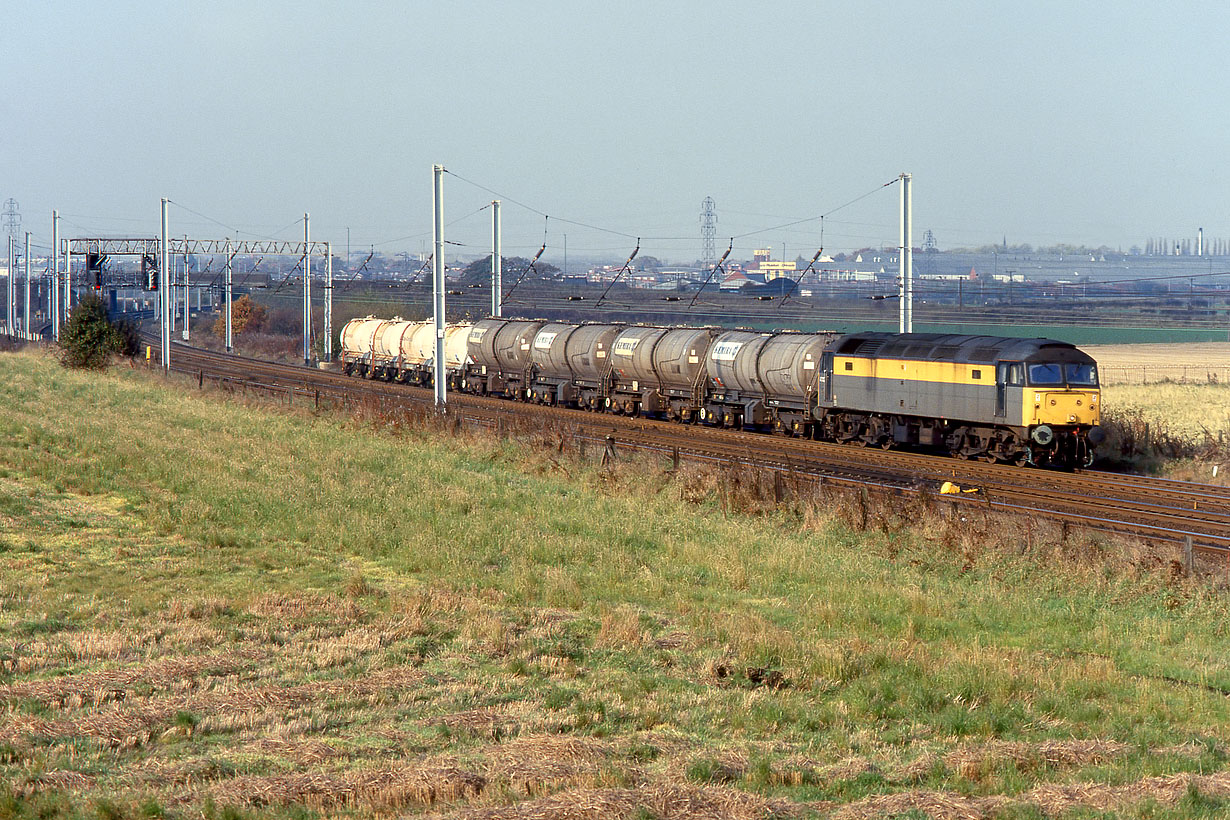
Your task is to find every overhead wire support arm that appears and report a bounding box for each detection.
[594,238,640,308]
[688,240,732,308]
[501,240,547,303]
[778,248,823,309]
[779,217,824,309]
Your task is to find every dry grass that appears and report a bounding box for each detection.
[834,769,1230,819]
[4,348,1230,819]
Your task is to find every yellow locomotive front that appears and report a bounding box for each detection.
[1018,358,1103,466]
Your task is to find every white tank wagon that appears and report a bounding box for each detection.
[369,319,427,382]
[459,318,545,397]
[607,326,718,418]
[340,316,395,377]
[703,330,839,433]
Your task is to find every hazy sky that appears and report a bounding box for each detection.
[2,1,1227,264]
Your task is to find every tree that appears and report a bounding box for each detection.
[212,295,267,340]
[58,295,138,369]
[458,255,560,285]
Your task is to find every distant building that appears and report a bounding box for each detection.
[749,248,796,282]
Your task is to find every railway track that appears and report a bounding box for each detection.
[152,339,1230,557]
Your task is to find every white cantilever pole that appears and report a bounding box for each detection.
[161,198,170,370]
[51,211,60,340]
[6,236,13,335]
[904,172,913,333]
[432,164,446,406]
[491,199,502,317]
[303,213,311,364]
[23,232,31,339]
[224,238,233,352]
[181,235,190,340]
[324,241,333,362]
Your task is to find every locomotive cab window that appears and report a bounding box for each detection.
[1027,363,1064,386]
[844,361,853,371]
[971,369,981,380]
[1066,363,1098,387]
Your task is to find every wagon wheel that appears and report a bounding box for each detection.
[879,437,893,450]
[982,451,998,464]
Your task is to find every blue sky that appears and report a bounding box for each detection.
[2,0,1226,263]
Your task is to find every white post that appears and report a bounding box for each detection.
[898,174,906,334]
[181,236,189,340]
[324,241,333,362]
[64,242,73,321]
[24,232,31,340]
[161,198,170,370]
[432,164,446,405]
[903,172,913,333]
[51,211,60,340]
[303,211,312,366]
[5,236,12,339]
[6,236,13,336]
[224,238,233,352]
[491,199,502,317]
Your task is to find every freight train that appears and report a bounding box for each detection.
[339,316,1104,467]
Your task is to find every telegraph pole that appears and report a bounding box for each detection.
[303,213,311,364]
[432,164,446,405]
[491,199,501,317]
[160,198,170,370]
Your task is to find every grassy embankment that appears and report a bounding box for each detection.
[4,348,1230,819]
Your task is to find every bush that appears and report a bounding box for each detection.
[58,295,137,370]
[211,295,266,340]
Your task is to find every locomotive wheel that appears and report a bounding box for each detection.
[879,437,893,450]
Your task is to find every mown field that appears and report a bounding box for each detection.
[1094,345,1230,482]
[4,348,1230,819]
[1086,343,1230,385]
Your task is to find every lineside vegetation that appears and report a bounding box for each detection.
[2,348,1230,819]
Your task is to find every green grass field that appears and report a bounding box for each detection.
[3,349,1230,819]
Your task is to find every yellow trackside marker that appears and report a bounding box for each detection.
[146,346,151,360]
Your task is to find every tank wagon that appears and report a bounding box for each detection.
[341,317,1103,467]
[703,329,840,434]
[339,316,471,388]
[605,326,717,419]
[460,319,544,398]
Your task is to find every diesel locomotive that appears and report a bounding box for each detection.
[340,316,1103,467]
